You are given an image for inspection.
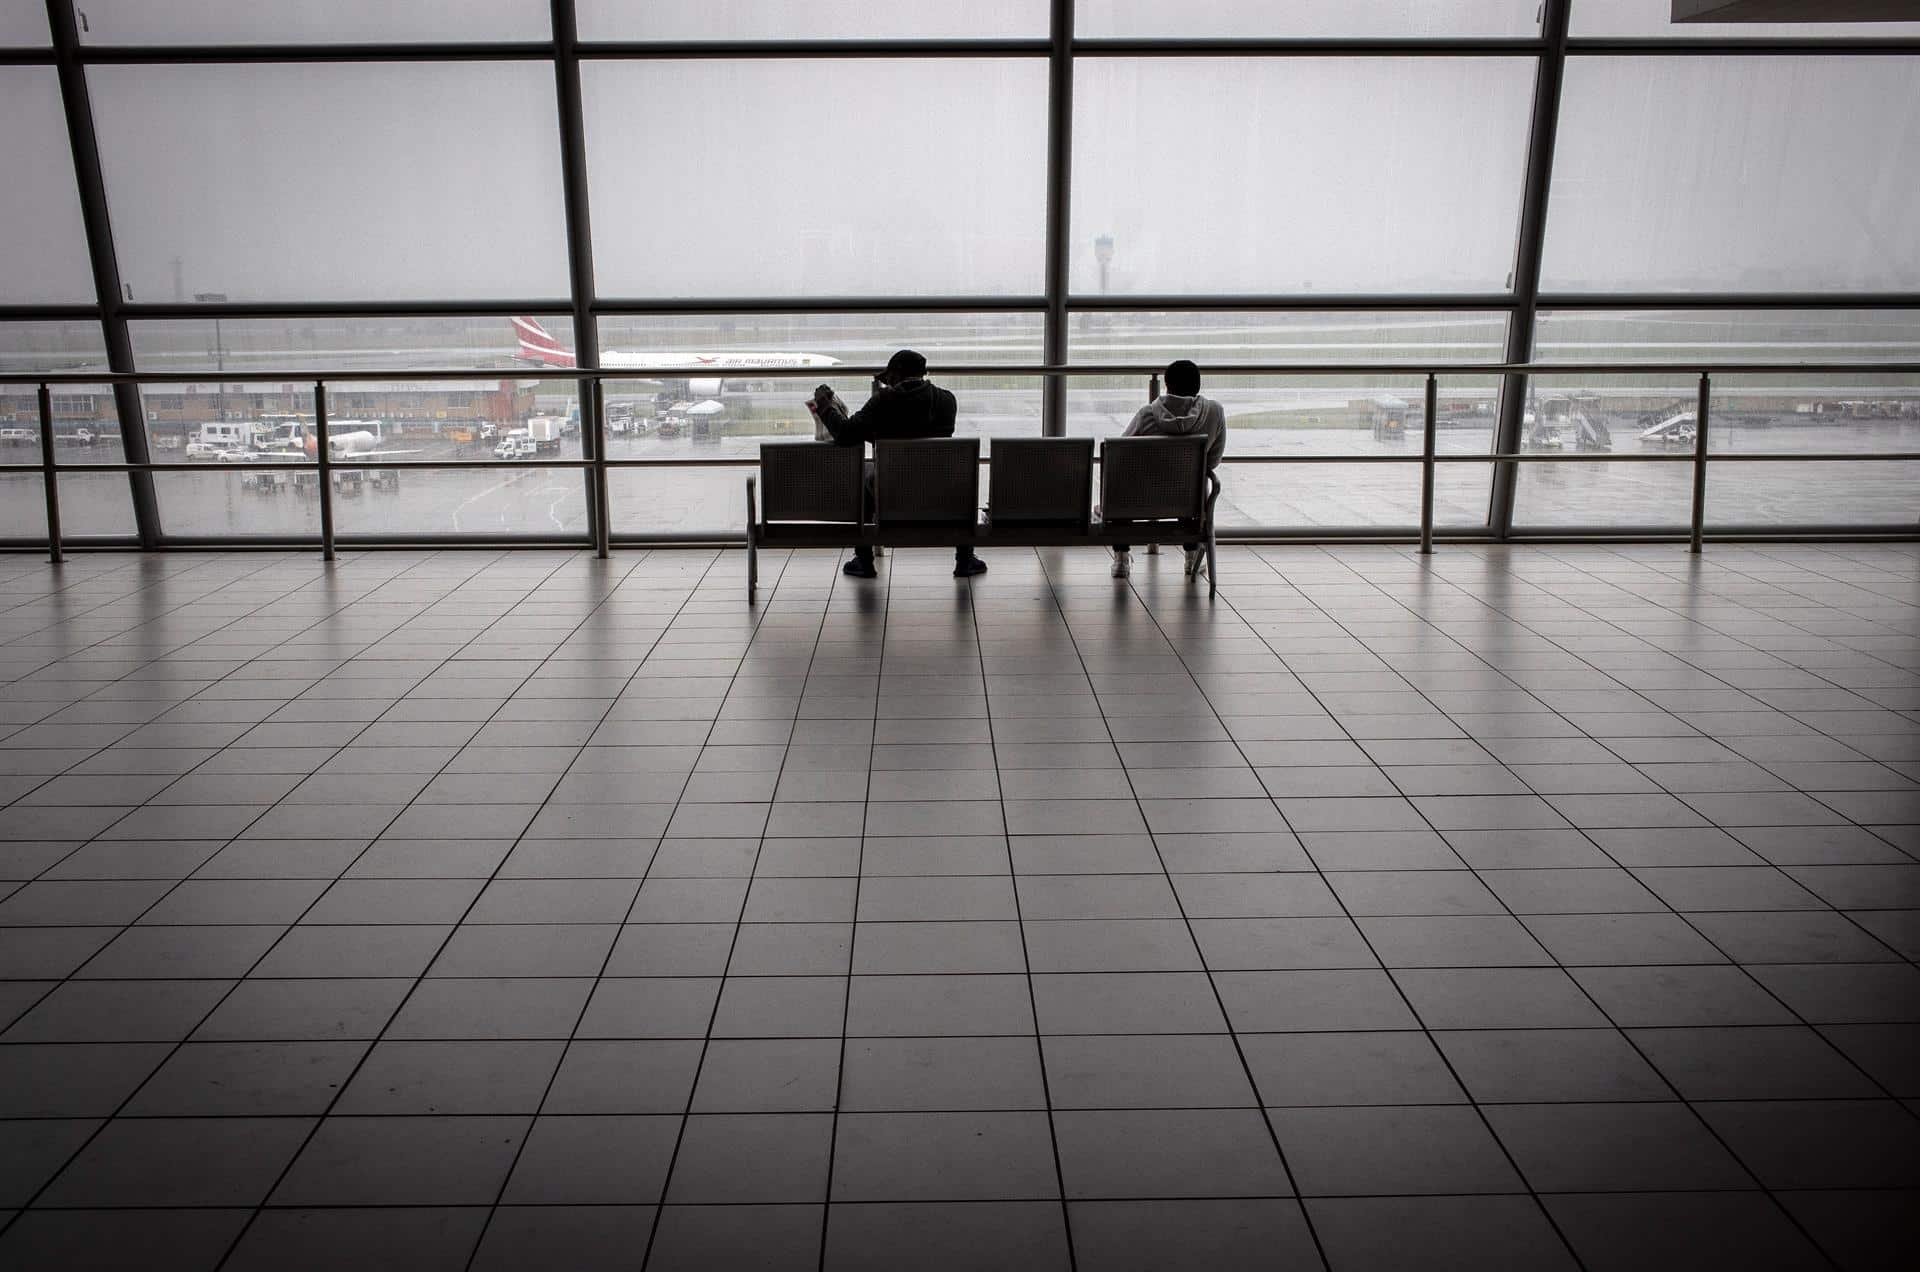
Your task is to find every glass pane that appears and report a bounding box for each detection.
[1512,460,1692,528]
[131,315,575,373]
[1068,310,1508,364]
[138,380,316,465]
[1708,460,1918,527]
[59,472,137,538]
[1534,309,1920,365]
[0,471,46,538]
[89,62,571,302]
[332,466,589,538]
[583,59,1047,297]
[41,383,120,464]
[611,465,753,537]
[1,69,97,303]
[1510,370,1696,527]
[1571,0,1920,37]
[1541,57,1920,293]
[596,313,1043,460]
[2,323,120,463]
[74,0,550,44]
[1068,373,1500,457]
[154,470,319,538]
[578,0,1043,39]
[1216,463,1494,529]
[1071,58,1534,295]
[1706,374,1920,456]
[1078,1,1540,37]
[0,390,121,468]
[1214,462,1414,529]
[137,377,572,467]
[0,2,49,46]
[1,319,110,374]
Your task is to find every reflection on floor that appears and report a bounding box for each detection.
[0,543,1915,1270]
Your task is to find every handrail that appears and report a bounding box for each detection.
[9,358,1915,565]
[2,360,1920,385]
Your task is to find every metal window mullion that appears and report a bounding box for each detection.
[1041,0,1073,437]
[45,0,160,548]
[552,0,604,554]
[1489,0,1570,541]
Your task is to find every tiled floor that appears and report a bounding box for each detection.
[0,542,1916,1271]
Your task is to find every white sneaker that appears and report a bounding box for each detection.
[1111,550,1131,579]
[1184,547,1205,578]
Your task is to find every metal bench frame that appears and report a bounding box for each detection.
[745,435,1220,601]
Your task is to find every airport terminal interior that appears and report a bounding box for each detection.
[0,1,1916,1269]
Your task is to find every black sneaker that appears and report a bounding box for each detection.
[843,557,877,578]
[953,556,988,578]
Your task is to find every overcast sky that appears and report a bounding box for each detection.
[4,4,1918,306]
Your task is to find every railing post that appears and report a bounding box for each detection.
[37,384,63,565]
[314,381,336,563]
[1689,371,1711,554]
[1148,374,1160,402]
[591,377,611,559]
[1420,372,1438,556]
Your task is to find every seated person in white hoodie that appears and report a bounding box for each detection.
[1111,359,1226,579]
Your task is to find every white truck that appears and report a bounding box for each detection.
[526,416,564,454]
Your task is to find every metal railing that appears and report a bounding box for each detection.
[2,360,1917,561]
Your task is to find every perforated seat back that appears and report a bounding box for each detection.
[988,438,1093,527]
[1100,434,1207,523]
[759,443,865,524]
[874,438,979,527]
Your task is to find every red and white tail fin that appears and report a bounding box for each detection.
[512,316,576,368]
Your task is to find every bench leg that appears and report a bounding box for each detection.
[744,475,759,604]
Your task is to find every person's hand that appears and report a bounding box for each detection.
[812,384,834,406]
[871,375,888,395]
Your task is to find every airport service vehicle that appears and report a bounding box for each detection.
[196,420,256,450]
[512,316,838,398]
[527,416,564,453]
[1367,395,1410,443]
[184,440,235,460]
[494,435,535,460]
[0,427,33,445]
[1639,411,1697,449]
[479,422,498,442]
[57,428,96,446]
[1538,395,1613,452]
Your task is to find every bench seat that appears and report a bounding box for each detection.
[745,436,1219,601]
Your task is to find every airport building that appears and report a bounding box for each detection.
[0,3,1915,1269]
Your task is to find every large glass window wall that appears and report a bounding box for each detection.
[3,1,1915,547]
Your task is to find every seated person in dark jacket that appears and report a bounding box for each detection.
[810,349,986,579]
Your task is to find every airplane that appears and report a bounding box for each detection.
[278,418,421,462]
[512,316,838,397]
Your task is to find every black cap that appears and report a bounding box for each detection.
[886,349,928,379]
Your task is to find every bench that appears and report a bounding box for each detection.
[744,435,1221,602]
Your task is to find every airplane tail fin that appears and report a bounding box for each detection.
[512,316,576,368]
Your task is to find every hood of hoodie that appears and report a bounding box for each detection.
[1143,393,1210,435]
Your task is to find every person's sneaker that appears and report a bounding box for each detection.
[1111,550,1131,579]
[843,557,877,578]
[1184,547,1206,577]
[953,556,988,578]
